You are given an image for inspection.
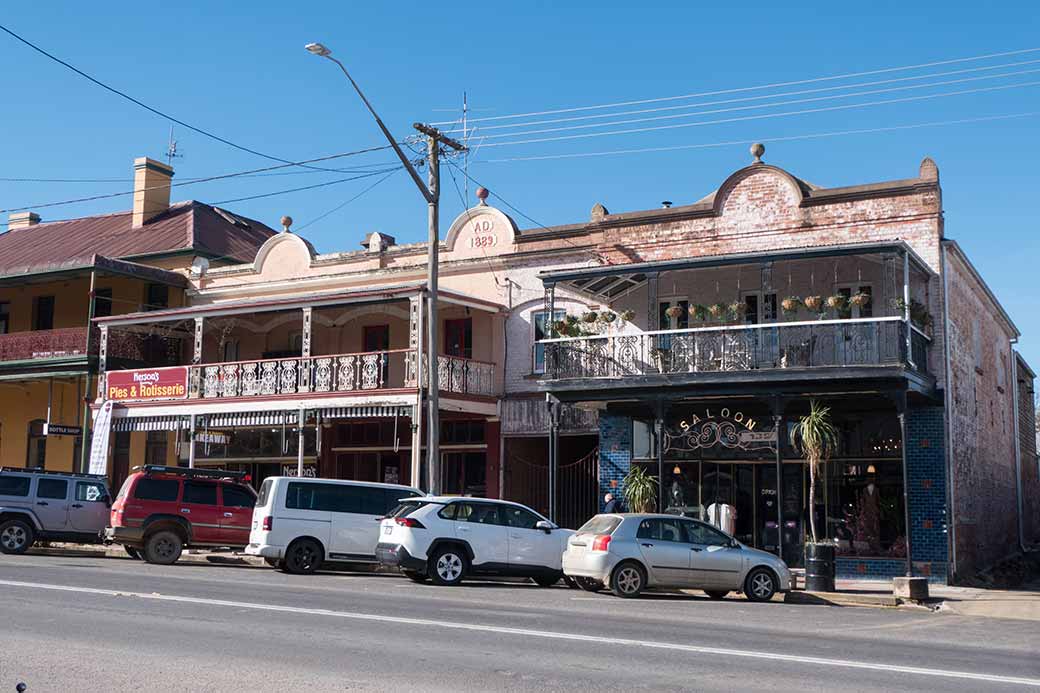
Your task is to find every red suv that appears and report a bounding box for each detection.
[105,465,256,565]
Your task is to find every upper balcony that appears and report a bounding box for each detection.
[537,242,937,399]
[95,283,504,406]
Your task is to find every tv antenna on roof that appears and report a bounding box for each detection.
[165,126,183,167]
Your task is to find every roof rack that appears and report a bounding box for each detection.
[0,466,107,480]
[133,465,246,481]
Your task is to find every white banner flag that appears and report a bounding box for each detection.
[88,401,114,476]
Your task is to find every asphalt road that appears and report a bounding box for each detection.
[1,554,1038,692]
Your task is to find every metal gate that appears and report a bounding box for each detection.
[503,447,599,530]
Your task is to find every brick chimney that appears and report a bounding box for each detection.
[7,211,41,230]
[132,157,174,227]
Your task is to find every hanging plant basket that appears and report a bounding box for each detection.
[781,297,801,314]
[664,305,684,320]
[729,301,746,319]
[849,292,871,308]
[826,294,848,311]
[803,295,823,313]
[619,309,635,323]
[708,303,727,319]
[688,304,708,321]
[598,310,617,324]
[581,311,599,324]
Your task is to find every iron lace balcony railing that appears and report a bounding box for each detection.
[542,316,929,380]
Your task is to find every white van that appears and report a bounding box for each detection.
[246,477,423,574]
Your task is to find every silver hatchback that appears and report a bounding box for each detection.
[562,513,791,600]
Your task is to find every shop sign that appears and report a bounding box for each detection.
[106,367,189,402]
[195,431,231,445]
[666,407,777,454]
[282,464,318,478]
[43,423,83,437]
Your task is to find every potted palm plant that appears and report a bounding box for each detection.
[622,466,658,513]
[791,400,839,592]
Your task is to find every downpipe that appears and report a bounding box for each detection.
[1011,337,1027,553]
[940,243,958,579]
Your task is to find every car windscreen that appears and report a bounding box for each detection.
[387,499,430,518]
[576,516,622,535]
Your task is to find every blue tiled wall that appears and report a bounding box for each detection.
[599,414,632,511]
[905,406,949,579]
[837,558,948,584]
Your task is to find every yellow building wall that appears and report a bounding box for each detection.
[0,377,90,472]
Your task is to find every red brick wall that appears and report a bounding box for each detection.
[945,249,1020,575]
[1016,356,1039,546]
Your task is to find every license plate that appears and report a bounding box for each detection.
[383,525,392,535]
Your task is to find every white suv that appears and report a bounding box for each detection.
[376,496,574,586]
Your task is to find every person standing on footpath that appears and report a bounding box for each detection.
[603,492,625,513]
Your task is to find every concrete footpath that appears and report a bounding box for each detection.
[27,543,1040,620]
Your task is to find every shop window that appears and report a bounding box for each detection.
[93,288,113,318]
[532,310,564,373]
[145,283,169,312]
[26,419,47,468]
[145,430,168,466]
[32,296,55,331]
[440,420,485,444]
[0,302,9,334]
[441,452,486,495]
[632,420,654,459]
[826,460,906,558]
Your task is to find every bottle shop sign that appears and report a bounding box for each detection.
[106,366,189,402]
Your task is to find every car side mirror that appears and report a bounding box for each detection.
[535,520,554,533]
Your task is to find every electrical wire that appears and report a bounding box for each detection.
[475,62,1040,137]
[432,46,1040,125]
[210,167,402,205]
[0,22,366,174]
[294,169,401,232]
[481,80,1040,148]
[0,147,394,214]
[479,111,1040,163]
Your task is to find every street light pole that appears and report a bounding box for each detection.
[305,43,465,494]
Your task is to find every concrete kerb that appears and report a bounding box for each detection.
[29,543,268,568]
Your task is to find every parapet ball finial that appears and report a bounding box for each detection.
[280,215,293,233]
[475,187,490,205]
[750,143,765,163]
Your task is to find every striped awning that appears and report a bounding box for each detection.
[108,404,413,432]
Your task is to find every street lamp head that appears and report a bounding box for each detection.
[305,42,331,57]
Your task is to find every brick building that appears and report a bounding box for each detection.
[91,147,1034,583]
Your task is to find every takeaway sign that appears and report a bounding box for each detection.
[106,366,189,402]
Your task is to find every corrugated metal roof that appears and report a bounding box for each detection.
[0,201,276,276]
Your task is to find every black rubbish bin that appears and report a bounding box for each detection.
[804,543,836,592]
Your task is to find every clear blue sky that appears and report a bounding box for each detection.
[2,1,1038,364]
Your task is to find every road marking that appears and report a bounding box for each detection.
[3,578,1038,688]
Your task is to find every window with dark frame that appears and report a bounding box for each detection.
[0,302,9,334]
[32,296,55,331]
[532,310,564,373]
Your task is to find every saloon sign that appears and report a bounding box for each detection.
[106,366,189,402]
[666,407,778,454]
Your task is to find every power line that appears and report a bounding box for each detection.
[433,46,1040,125]
[479,67,1040,141]
[294,169,401,232]
[474,58,1040,132]
[0,22,356,173]
[482,80,1040,148]
[210,167,403,205]
[479,111,1040,163]
[0,161,403,184]
[0,147,394,213]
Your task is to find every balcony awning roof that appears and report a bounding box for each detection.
[95,281,505,327]
[539,240,934,301]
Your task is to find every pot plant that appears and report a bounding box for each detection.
[622,465,658,513]
[803,295,823,314]
[729,301,747,320]
[688,303,708,322]
[791,400,840,592]
[618,309,635,323]
[826,294,847,312]
[849,292,871,309]
[598,310,617,326]
[708,303,728,321]
[781,296,801,316]
[581,311,599,324]
[664,305,685,321]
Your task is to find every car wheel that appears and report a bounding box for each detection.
[532,574,560,588]
[744,567,778,602]
[0,518,34,555]
[402,570,428,583]
[143,530,183,565]
[705,590,729,600]
[429,546,467,586]
[264,557,285,569]
[574,576,604,592]
[124,545,142,560]
[284,539,323,575]
[610,562,647,598]
[562,575,579,589]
